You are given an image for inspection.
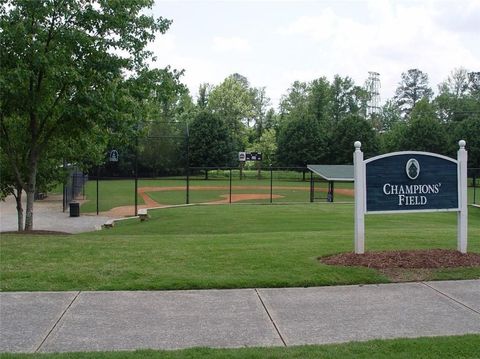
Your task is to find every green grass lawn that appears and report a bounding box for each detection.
[1,204,479,291]
[1,335,479,359]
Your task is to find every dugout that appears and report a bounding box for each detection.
[307,165,354,202]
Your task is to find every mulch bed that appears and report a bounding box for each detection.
[319,249,480,269]
[1,230,71,235]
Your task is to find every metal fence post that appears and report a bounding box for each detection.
[473,173,477,205]
[186,122,190,205]
[270,165,273,203]
[96,166,99,216]
[310,171,314,203]
[229,168,232,204]
[134,136,138,216]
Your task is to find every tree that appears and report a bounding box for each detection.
[307,77,331,123]
[452,117,480,168]
[276,115,329,166]
[329,75,368,122]
[197,83,211,109]
[0,0,170,230]
[188,111,233,170]
[207,75,253,151]
[394,99,448,154]
[329,115,379,164]
[394,69,434,117]
[249,128,277,166]
[438,68,469,98]
[436,68,480,123]
[133,68,193,176]
[279,81,310,125]
[377,99,402,132]
[251,86,271,139]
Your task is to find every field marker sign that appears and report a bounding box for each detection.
[353,140,468,254]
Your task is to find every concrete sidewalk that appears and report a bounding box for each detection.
[0,195,111,234]
[1,280,479,353]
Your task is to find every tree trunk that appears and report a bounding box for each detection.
[14,186,24,231]
[24,164,38,231]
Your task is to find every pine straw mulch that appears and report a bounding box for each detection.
[319,249,480,282]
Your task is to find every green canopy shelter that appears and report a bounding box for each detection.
[307,165,354,202]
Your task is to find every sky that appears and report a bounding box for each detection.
[148,0,480,108]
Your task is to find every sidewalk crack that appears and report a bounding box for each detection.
[421,282,480,316]
[34,291,81,353]
[254,289,287,347]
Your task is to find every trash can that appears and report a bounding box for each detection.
[69,202,80,217]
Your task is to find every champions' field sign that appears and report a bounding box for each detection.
[354,141,468,254]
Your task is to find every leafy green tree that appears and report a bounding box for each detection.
[373,100,401,132]
[329,75,368,122]
[207,75,253,151]
[0,0,170,230]
[452,118,480,168]
[329,115,379,164]
[436,68,480,124]
[188,111,233,170]
[279,81,310,125]
[308,77,331,123]
[276,116,329,166]
[251,86,271,139]
[132,68,193,176]
[380,121,407,153]
[468,71,480,97]
[396,99,448,153]
[249,128,277,166]
[438,68,469,97]
[197,83,211,109]
[394,69,434,117]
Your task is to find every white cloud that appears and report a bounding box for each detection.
[149,0,480,107]
[212,36,252,53]
[277,1,480,101]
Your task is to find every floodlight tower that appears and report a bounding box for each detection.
[365,71,381,117]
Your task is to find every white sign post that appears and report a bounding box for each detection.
[354,141,365,254]
[457,140,468,253]
[353,140,468,254]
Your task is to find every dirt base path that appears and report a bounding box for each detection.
[138,185,354,196]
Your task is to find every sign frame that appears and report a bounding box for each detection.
[353,141,468,254]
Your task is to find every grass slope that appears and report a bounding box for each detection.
[1,335,480,359]
[1,204,479,291]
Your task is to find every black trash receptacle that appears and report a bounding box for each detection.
[69,202,80,217]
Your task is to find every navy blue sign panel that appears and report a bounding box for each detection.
[365,152,458,213]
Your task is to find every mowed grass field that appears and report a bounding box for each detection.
[1,203,479,291]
